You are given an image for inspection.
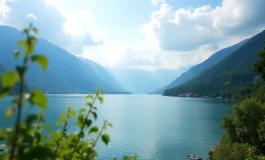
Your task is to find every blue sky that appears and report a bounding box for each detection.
[1,0,265,70]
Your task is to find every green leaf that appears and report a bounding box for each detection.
[0,88,10,98]
[24,40,34,54]
[31,55,48,70]
[34,132,41,143]
[89,126,98,134]
[107,123,113,128]
[2,71,18,88]
[14,50,20,59]
[60,113,66,119]
[29,36,37,43]
[79,108,86,113]
[98,97,104,104]
[43,125,53,130]
[17,40,25,46]
[5,107,15,117]
[33,28,38,34]
[29,90,47,109]
[101,134,110,145]
[86,102,93,107]
[27,146,56,159]
[86,95,94,99]
[92,111,97,120]
[84,119,92,128]
[77,114,84,127]
[23,29,28,34]
[56,119,62,126]
[79,131,84,138]
[26,114,38,126]
[70,110,76,117]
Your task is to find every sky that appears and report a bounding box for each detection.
[0,0,265,70]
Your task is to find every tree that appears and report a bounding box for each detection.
[254,41,265,81]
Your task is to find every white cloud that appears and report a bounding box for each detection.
[212,0,265,35]
[0,0,103,54]
[0,0,10,18]
[140,0,265,52]
[63,11,103,43]
[27,14,37,21]
[80,41,131,67]
[79,37,219,71]
[139,4,222,51]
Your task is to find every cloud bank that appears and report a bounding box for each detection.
[0,0,103,54]
[140,0,265,52]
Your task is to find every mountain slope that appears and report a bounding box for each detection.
[0,25,127,93]
[164,30,265,97]
[79,57,129,93]
[155,39,249,94]
[150,67,189,87]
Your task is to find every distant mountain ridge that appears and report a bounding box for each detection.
[164,30,265,97]
[108,67,188,93]
[154,38,249,94]
[0,25,128,94]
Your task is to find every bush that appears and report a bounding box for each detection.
[211,98,265,160]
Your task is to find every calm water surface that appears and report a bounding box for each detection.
[0,95,232,160]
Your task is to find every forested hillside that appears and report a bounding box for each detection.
[164,30,265,97]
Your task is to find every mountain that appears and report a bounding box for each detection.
[78,57,129,93]
[163,30,265,97]
[108,68,187,93]
[159,39,249,93]
[0,26,128,94]
[154,38,249,94]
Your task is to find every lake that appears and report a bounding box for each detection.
[0,94,232,160]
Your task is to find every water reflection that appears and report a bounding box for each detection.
[0,95,232,160]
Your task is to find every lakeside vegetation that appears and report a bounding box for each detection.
[0,24,137,160]
[208,42,265,160]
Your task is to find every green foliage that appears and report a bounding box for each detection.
[31,55,48,70]
[0,23,137,160]
[29,90,47,109]
[212,135,256,160]
[209,41,265,160]
[211,98,265,160]
[113,153,138,160]
[254,42,265,81]
[101,134,111,145]
[2,71,18,88]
